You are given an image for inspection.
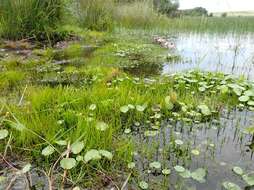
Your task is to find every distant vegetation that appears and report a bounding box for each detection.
[0,0,254,42]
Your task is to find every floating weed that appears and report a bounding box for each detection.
[127,162,135,169]
[242,173,254,186]
[0,129,9,140]
[191,149,200,156]
[139,181,149,190]
[60,158,77,170]
[162,169,171,175]
[41,145,55,156]
[232,166,244,176]
[222,181,241,190]
[149,161,161,170]
[95,121,109,131]
[71,141,84,154]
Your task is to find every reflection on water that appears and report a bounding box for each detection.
[134,109,254,190]
[163,33,254,80]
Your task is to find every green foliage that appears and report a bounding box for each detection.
[0,0,64,41]
[75,0,114,31]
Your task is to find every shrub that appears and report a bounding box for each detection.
[0,0,63,41]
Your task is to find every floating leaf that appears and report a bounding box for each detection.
[120,106,129,113]
[222,181,241,190]
[247,101,254,106]
[144,130,158,137]
[99,150,113,160]
[139,181,149,190]
[95,122,109,131]
[136,104,147,112]
[0,129,9,140]
[149,161,161,169]
[128,162,136,169]
[76,155,83,162]
[60,158,76,170]
[84,149,101,163]
[124,128,131,134]
[42,145,55,156]
[21,163,32,173]
[89,104,96,111]
[179,169,191,178]
[198,105,211,116]
[242,173,254,186]
[165,96,174,110]
[55,140,67,146]
[191,168,206,183]
[128,104,135,109]
[191,149,200,156]
[174,165,185,173]
[232,166,244,176]
[71,141,84,154]
[162,169,171,175]
[239,96,250,102]
[175,139,184,145]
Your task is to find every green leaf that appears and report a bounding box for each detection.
[239,96,250,102]
[149,161,161,169]
[55,140,67,146]
[144,130,158,137]
[179,169,191,178]
[244,126,254,135]
[71,141,84,154]
[136,104,147,112]
[128,162,136,169]
[84,149,101,163]
[162,169,171,175]
[41,145,55,156]
[242,173,254,186]
[191,168,206,183]
[232,166,244,176]
[198,104,211,116]
[120,105,129,113]
[89,104,96,111]
[60,158,76,170]
[174,165,185,173]
[95,121,109,131]
[0,129,9,140]
[191,149,200,156]
[247,101,254,106]
[139,181,149,190]
[222,181,241,190]
[124,128,131,134]
[21,163,32,173]
[76,155,83,162]
[175,139,184,145]
[165,96,174,110]
[99,150,113,160]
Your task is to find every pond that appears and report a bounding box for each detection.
[163,33,254,80]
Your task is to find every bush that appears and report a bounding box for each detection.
[0,0,63,41]
[74,0,114,31]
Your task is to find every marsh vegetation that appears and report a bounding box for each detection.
[0,0,254,190]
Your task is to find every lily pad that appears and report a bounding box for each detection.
[149,161,161,169]
[127,162,136,169]
[60,158,76,170]
[162,169,171,175]
[239,96,250,102]
[21,163,32,173]
[175,139,184,145]
[84,149,101,163]
[144,130,158,137]
[191,168,206,183]
[139,181,149,190]
[124,128,131,134]
[165,96,174,110]
[242,173,254,186]
[174,165,185,173]
[0,129,9,140]
[96,121,109,131]
[71,141,84,154]
[198,105,211,116]
[99,150,113,160]
[41,145,55,156]
[89,104,96,111]
[191,149,200,156]
[136,104,147,112]
[232,166,244,176]
[120,105,129,113]
[222,181,241,190]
